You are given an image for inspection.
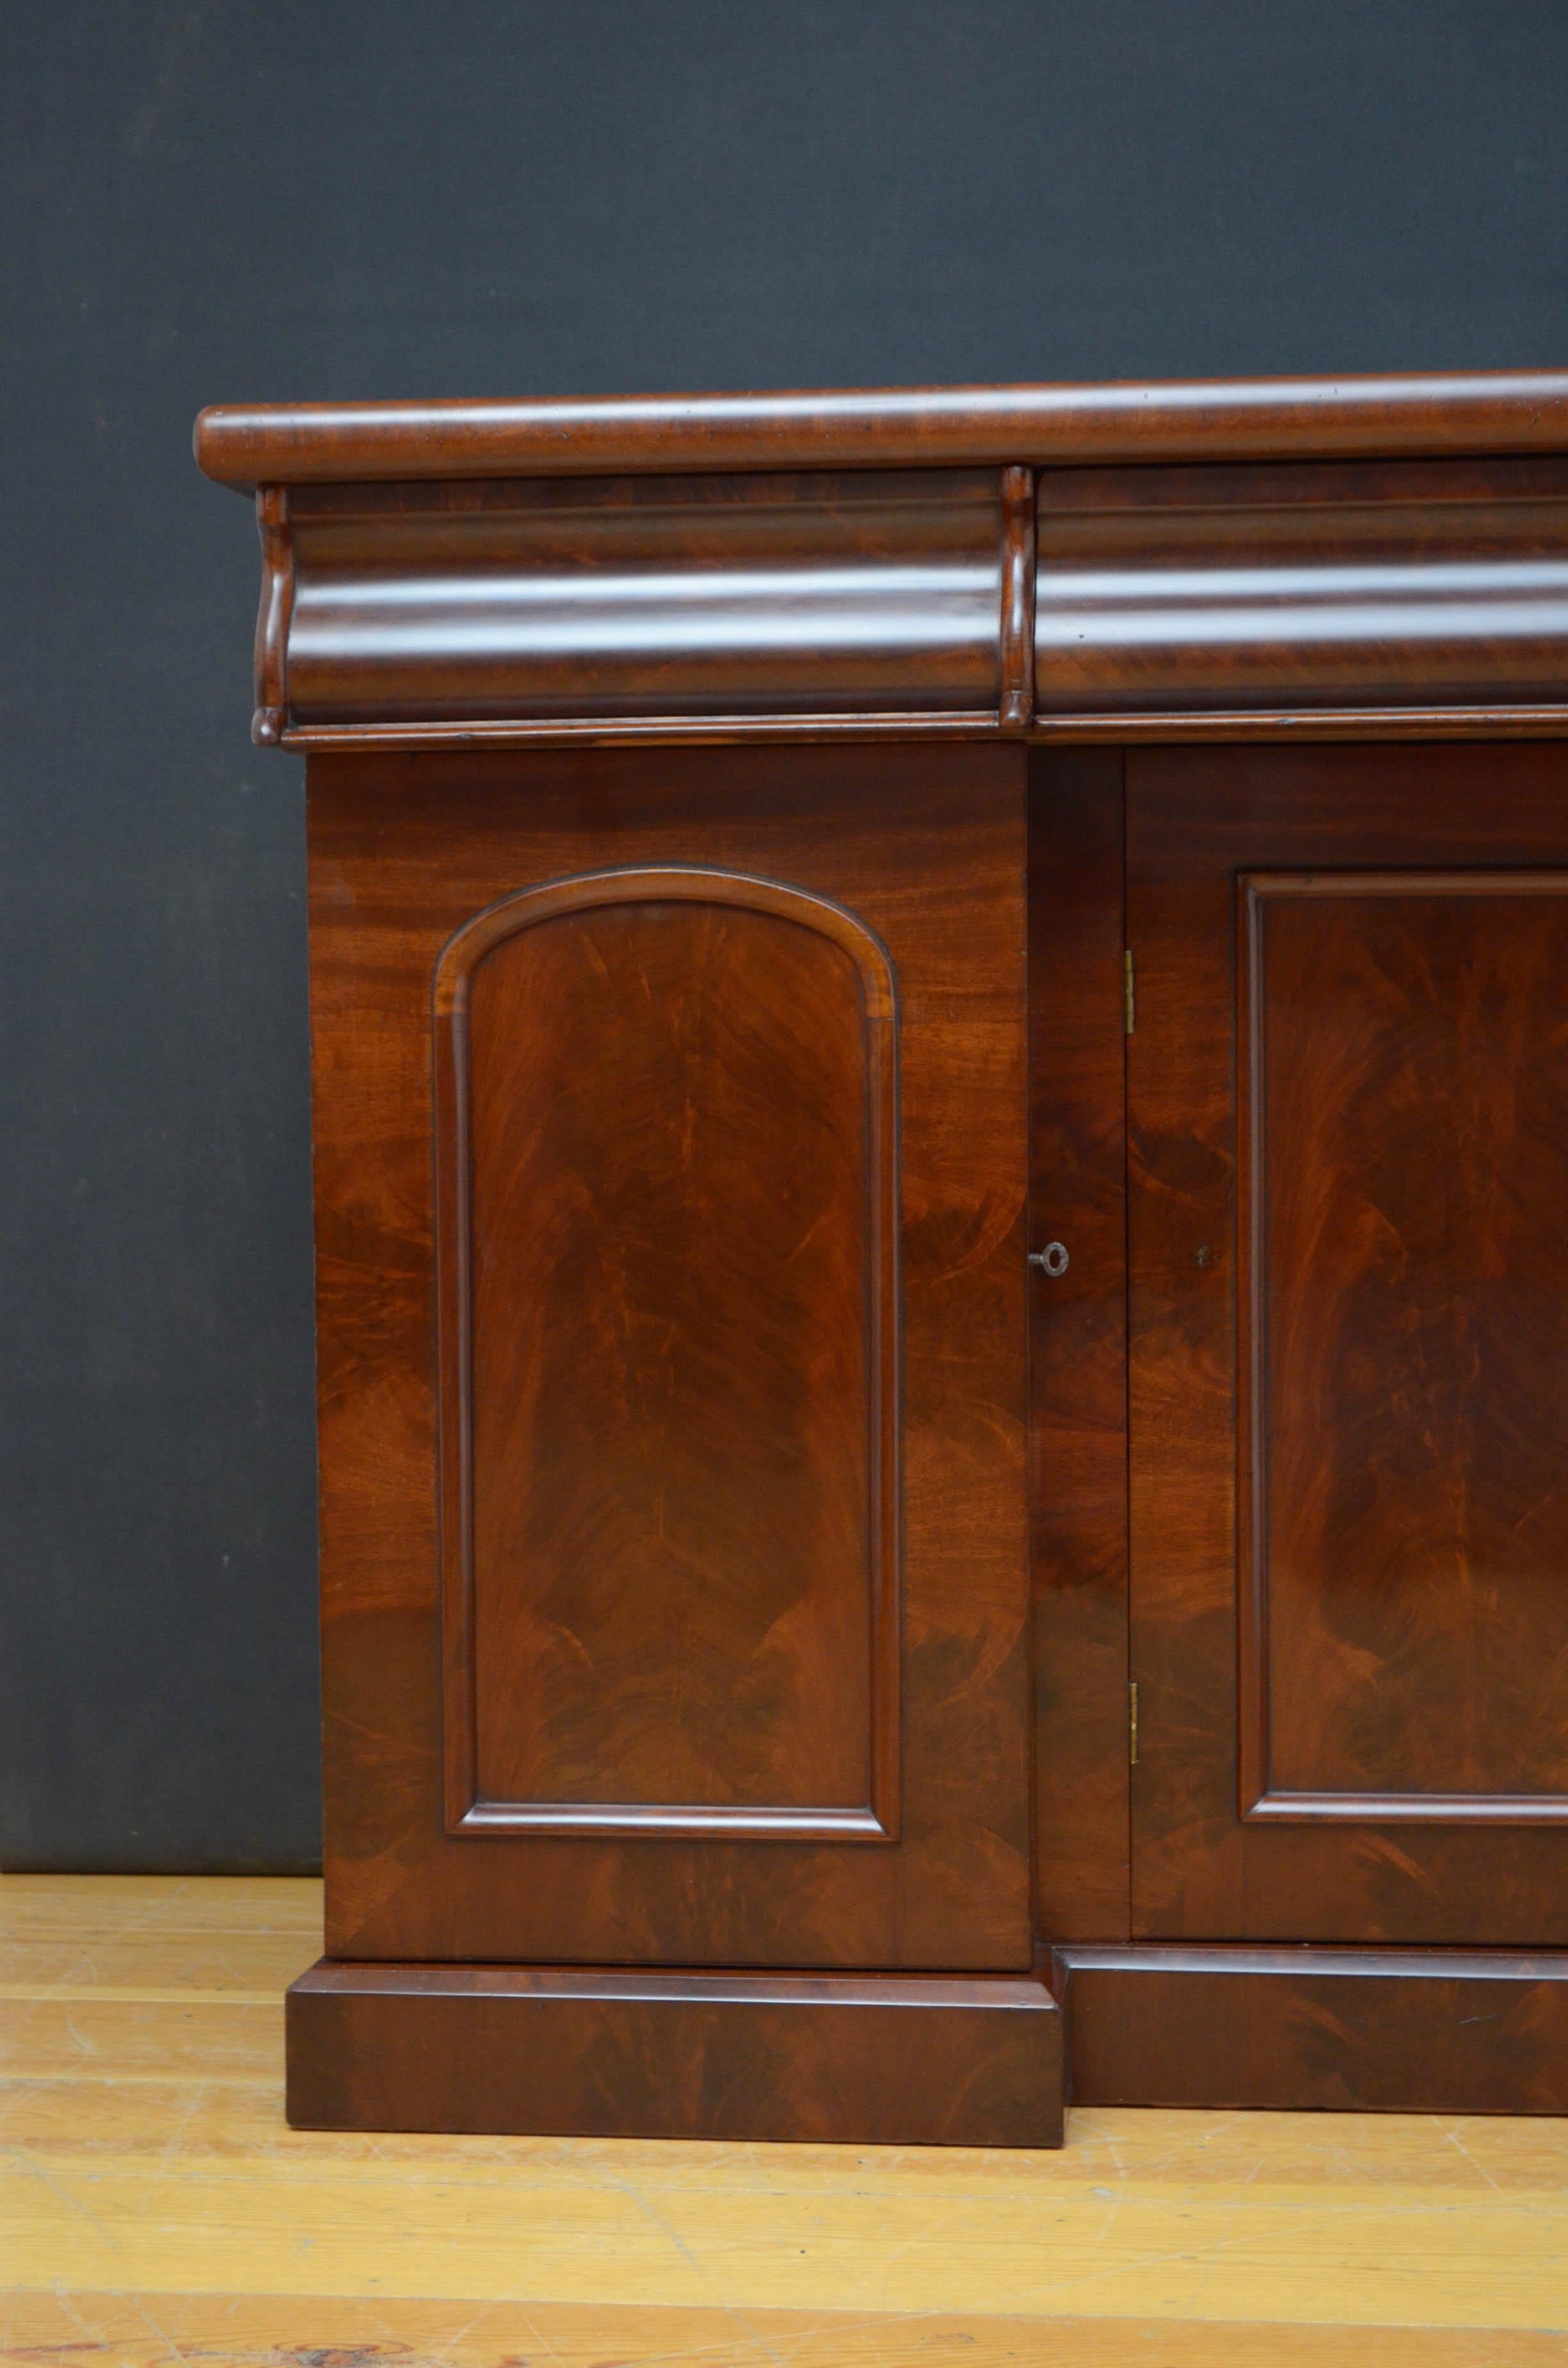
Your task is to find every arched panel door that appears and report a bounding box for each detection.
[433,867,900,1846]
[307,744,1030,1971]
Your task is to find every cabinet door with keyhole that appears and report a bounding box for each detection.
[1128,742,1568,1945]
[309,740,1034,1971]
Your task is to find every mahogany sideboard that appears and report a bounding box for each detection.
[197,371,1568,2146]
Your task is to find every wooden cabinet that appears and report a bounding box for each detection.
[198,372,1568,2143]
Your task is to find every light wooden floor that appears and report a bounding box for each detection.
[3,1879,1567,2365]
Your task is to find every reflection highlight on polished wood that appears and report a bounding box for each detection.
[6,1875,1568,2367]
[283,470,1006,734]
[1033,457,1568,716]
[194,369,1568,486]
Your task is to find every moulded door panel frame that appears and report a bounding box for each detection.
[1236,864,1568,1829]
[432,865,902,1846]
[1127,741,1568,1949]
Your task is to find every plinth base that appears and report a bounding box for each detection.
[1053,1944,1568,2114]
[286,1959,1065,2147]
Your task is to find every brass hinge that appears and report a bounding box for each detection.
[1129,1679,1139,1766]
[1123,948,1136,1036]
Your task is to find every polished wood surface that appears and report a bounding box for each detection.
[1028,749,1131,1937]
[210,401,1568,748]
[1239,871,1568,1823]
[1127,742,1568,1945]
[436,867,899,1842]
[1058,1944,1568,2116]
[311,742,1031,1969]
[11,1876,1568,2364]
[281,470,1005,737]
[1034,457,1568,715]
[195,369,1568,486]
[287,1959,1063,2146]
[197,375,1568,2138]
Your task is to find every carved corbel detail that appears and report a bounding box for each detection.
[999,464,1036,732]
[252,485,293,746]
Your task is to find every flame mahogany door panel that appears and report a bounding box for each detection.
[437,867,901,1848]
[309,742,1031,1969]
[1128,743,1568,1944]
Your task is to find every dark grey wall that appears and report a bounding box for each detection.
[4,0,1567,1871]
